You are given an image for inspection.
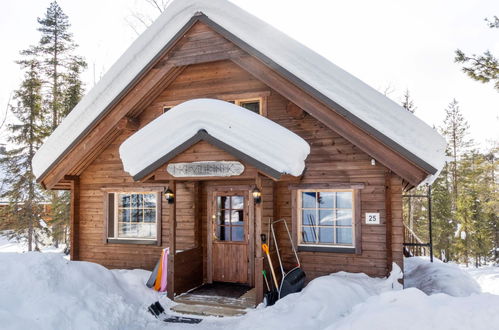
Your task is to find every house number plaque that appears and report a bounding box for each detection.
[167,161,245,177]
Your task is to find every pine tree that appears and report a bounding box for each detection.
[0,58,47,251]
[36,1,86,129]
[34,2,86,250]
[455,16,499,91]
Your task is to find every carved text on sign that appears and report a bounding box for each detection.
[167,161,245,177]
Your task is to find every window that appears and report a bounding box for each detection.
[214,195,245,242]
[106,191,161,244]
[231,98,262,115]
[163,106,172,113]
[298,190,355,248]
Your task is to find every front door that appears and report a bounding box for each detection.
[209,190,249,284]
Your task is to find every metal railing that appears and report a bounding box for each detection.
[402,185,433,262]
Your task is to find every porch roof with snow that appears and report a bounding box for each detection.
[32,0,446,188]
[119,99,310,180]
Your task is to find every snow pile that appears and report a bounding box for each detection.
[119,99,310,178]
[0,253,164,330]
[404,257,481,296]
[330,288,499,330]
[1,251,498,330]
[464,265,499,295]
[33,0,445,182]
[231,264,403,330]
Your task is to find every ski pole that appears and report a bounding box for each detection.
[262,270,270,291]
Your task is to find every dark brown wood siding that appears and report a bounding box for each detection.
[75,24,404,279]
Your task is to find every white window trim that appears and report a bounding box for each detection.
[107,190,161,242]
[297,189,356,249]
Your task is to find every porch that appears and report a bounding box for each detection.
[165,178,272,308]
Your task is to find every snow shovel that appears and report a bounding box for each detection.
[148,301,202,324]
[262,270,278,306]
[271,218,306,299]
[261,234,279,290]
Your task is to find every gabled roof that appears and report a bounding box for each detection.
[32,0,446,184]
[119,99,310,180]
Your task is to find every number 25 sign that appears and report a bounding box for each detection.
[365,213,380,224]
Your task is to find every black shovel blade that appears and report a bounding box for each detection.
[279,268,306,299]
[265,290,279,306]
[163,316,202,324]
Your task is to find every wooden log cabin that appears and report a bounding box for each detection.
[32,0,445,307]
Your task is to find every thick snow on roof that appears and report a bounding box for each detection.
[119,99,310,178]
[32,0,446,181]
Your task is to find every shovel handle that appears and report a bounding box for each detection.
[262,243,279,290]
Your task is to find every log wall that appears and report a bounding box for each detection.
[76,38,403,279]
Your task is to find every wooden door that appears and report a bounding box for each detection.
[209,190,249,284]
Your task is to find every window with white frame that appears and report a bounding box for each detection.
[298,190,355,247]
[107,192,159,241]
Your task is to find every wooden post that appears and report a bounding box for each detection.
[254,175,264,304]
[67,176,80,261]
[194,182,202,248]
[385,172,393,274]
[167,181,176,299]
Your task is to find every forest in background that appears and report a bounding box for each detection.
[0,1,497,266]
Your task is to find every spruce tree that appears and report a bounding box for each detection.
[441,99,472,211]
[431,163,454,261]
[0,58,47,251]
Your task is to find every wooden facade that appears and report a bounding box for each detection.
[39,20,432,303]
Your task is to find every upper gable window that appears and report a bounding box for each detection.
[238,100,260,114]
[233,98,262,115]
[163,106,172,113]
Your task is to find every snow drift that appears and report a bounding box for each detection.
[0,253,163,330]
[404,257,481,296]
[1,252,497,330]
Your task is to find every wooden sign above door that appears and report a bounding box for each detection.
[166,161,245,177]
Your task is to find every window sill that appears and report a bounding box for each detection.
[298,245,356,253]
[107,239,158,245]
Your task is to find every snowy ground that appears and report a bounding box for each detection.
[1,235,499,330]
[0,234,66,254]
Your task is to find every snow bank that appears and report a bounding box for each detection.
[330,288,499,330]
[1,252,497,330]
[119,99,310,178]
[33,0,445,182]
[404,257,481,296]
[0,253,165,330]
[230,264,403,330]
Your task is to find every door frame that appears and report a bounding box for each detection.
[207,185,255,286]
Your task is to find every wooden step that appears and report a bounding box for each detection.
[171,303,247,317]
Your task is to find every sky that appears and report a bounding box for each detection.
[0,0,498,149]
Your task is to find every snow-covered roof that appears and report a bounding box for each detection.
[119,99,310,180]
[32,0,446,182]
